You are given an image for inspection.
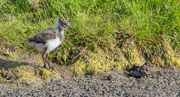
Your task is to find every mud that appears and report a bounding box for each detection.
[0,64,180,97]
[0,45,179,97]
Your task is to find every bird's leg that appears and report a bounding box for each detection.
[43,47,57,72]
[45,57,57,72]
[42,53,49,69]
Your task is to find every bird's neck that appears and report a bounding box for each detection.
[58,26,65,35]
[57,27,64,40]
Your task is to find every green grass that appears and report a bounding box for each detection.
[119,0,180,56]
[0,0,179,65]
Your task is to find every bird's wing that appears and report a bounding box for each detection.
[28,28,57,44]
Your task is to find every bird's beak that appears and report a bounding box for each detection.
[68,26,73,30]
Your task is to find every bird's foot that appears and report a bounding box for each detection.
[44,64,57,73]
[43,64,49,69]
[49,65,57,73]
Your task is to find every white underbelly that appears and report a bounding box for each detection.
[28,37,62,53]
[45,37,61,53]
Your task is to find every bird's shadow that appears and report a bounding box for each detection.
[0,58,42,81]
[0,58,39,70]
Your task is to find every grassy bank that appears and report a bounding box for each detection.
[0,0,180,83]
[1,0,179,52]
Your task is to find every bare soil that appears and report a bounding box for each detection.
[0,46,180,97]
[0,65,180,97]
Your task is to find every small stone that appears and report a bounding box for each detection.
[107,75,112,80]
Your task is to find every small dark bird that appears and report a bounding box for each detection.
[28,17,73,71]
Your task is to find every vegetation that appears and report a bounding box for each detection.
[0,0,179,83]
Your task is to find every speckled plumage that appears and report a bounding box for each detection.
[28,17,72,53]
[28,28,58,44]
[28,17,73,70]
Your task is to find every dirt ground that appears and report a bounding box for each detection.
[0,46,180,97]
[0,65,180,97]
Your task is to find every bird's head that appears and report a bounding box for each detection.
[55,17,73,30]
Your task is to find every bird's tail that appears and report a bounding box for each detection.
[28,36,35,42]
[27,36,36,47]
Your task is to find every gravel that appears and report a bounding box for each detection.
[0,62,180,97]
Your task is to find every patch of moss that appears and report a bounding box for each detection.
[151,55,164,67]
[121,39,145,65]
[13,65,40,84]
[16,70,40,84]
[175,58,180,67]
[0,64,60,84]
[0,47,62,84]
[72,42,130,75]
[73,57,86,75]
[3,52,12,57]
[39,68,60,80]
[151,37,180,67]
[162,39,176,67]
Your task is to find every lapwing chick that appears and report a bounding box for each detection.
[28,17,73,71]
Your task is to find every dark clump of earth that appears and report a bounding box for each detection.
[128,61,152,78]
[0,62,180,97]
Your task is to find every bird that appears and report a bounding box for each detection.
[28,17,73,71]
